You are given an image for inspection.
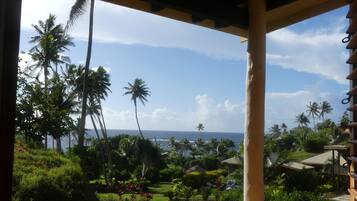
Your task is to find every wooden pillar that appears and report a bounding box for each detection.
[244,0,266,201]
[332,150,335,190]
[0,0,22,201]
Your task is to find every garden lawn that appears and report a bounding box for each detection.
[286,151,317,161]
[97,183,172,201]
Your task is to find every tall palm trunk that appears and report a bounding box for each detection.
[90,113,109,184]
[90,114,100,140]
[68,133,71,149]
[56,137,62,153]
[134,101,144,138]
[96,113,113,185]
[78,0,95,148]
[44,66,49,149]
[99,103,108,138]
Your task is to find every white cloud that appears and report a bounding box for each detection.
[265,90,346,130]
[267,27,348,84]
[21,0,246,61]
[21,0,349,84]
[95,91,346,133]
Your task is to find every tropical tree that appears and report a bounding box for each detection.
[197,123,205,132]
[340,111,349,129]
[43,75,77,152]
[65,64,113,183]
[68,0,96,148]
[16,69,43,145]
[319,101,333,120]
[124,78,151,138]
[295,112,310,128]
[29,14,73,148]
[281,123,288,134]
[306,102,320,129]
[269,124,281,137]
[217,139,235,159]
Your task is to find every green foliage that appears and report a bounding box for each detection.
[69,145,102,180]
[160,165,184,182]
[97,193,119,201]
[12,141,97,201]
[182,170,224,189]
[265,188,329,201]
[284,170,322,192]
[219,189,243,201]
[167,180,194,201]
[302,132,329,153]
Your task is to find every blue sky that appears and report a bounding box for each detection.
[19,0,349,132]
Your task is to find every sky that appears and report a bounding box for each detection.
[19,0,350,133]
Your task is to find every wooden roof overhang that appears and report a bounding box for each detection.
[103,0,347,37]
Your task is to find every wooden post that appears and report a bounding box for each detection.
[244,0,266,201]
[332,150,335,190]
[0,0,22,201]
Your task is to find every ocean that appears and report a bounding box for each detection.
[53,129,244,150]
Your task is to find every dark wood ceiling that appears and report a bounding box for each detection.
[104,0,347,37]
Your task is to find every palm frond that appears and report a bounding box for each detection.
[67,0,88,29]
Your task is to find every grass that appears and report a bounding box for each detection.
[148,182,172,201]
[96,183,172,201]
[286,151,317,161]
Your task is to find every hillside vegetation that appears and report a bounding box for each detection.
[12,140,98,201]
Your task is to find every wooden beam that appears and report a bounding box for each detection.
[0,0,22,201]
[214,21,229,29]
[267,0,347,32]
[244,0,265,200]
[191,15,204,24]
[104,0,248,37]
[150,4,164,13]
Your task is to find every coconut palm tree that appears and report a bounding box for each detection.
[319,101,333,120]
[30,14,74,148]
[295,112,310,127]
[281,123,287,134]
[124,78,151,138]
[306,102,320,129]
[269,124,281,137]
[68,0,95,148]
[197,123,205,132]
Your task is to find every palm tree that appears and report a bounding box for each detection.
[269,124,281,137]
[295,112,310,127]
[44,75,77,152]
[30,14,74,148]
[68,0,95,148]
[197,123,205,132]
[319,101,333,120]
[124,78,151,138]
[281,123,287,134]
[306,102,320,129]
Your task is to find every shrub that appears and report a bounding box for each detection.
[182,170,224,189]
[219,189,243,201]
[265,189,330,201]
[303,133,329,153]
[168,181,194,201]
[182,171,206,189]
[12,142,97,201]
[284,170,321,192]
[160,165,184,182]
[70,145,102,180]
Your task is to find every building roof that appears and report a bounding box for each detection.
[301,150,347,166]
[104,0,347,37]
[282,161,314,171]
[185,165,205,173]
[324,145,349,151]
[221,156,242,165]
